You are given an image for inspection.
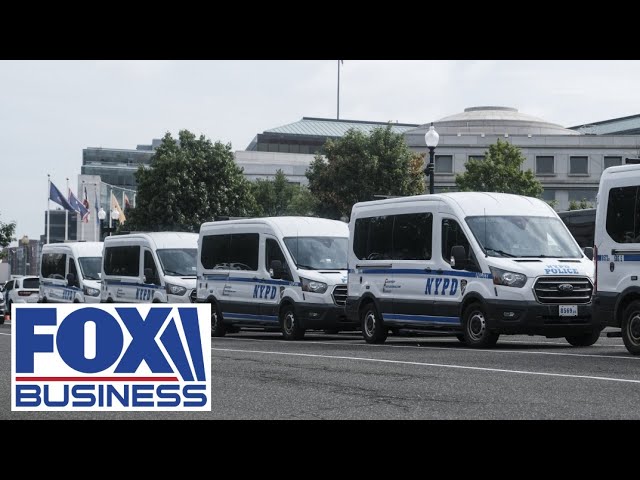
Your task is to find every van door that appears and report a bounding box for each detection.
[41,252,67,302]
[67,256,80,302]
[140,249,161,302]
[221,232,263,324]
[103,245,141,303]
[261,235,294,324]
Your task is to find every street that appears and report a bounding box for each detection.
[1,321,639,419]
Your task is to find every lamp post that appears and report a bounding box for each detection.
[98,207,106,240]
[110,208,120,235]
[20,235,29,276]
[424,122,440,194]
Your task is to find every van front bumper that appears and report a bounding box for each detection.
[484,299,599,337]
[297,303,358,331]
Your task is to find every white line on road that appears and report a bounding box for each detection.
[214,336,635,360]
[212,346,640,384]
[0,332,11,336]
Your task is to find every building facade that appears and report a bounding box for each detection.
[5,239,41,277]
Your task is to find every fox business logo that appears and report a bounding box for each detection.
[11,304,211,411]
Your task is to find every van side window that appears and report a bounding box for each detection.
[104,246,140,276]
[607,186,639,243]
[392,213,432,260]
[201,234,230,270]
[229,233,259,271]
[42,253,66,280]
[442,219,475,269]
[266,238,291,280]
[354,216,393,260]
[144,250,160,285]
[68,258,79,287]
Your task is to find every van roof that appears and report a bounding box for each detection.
[200,216,349,238]
[600,163,640,181]
[104,232,198,249]
[352,192,555,218]
[42,241,103,257]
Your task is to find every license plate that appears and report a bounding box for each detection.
[559,305,578,317]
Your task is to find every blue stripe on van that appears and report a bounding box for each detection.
[355,268,491,279]
[383,313,460,324]
[597,255,640,262]
[103,280,164,289]
[40,281,82,291]
[222,312,279,323]
[202,274,301,287]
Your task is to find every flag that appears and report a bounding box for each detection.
[68,188,90,221]
[82,186,90,223]
[49,182,75,212]
[124,193,131,210]
[111,192,126,223]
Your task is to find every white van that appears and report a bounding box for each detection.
[39,242,103,303]
[593,164,640,354]
[101,232,198,303]
[346,192,600,347]
[197,217,353,339]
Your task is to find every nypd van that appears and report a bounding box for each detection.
[346,192,600,347]
[101,232,198,303]
[39,242,103,303]
[197,217,354,339]
[592,163,640,354]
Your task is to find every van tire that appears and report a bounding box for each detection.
[361,303,387,344]
[462,303,499,348]
[281,305,305,340]
[622,300,640,355]
[211,305,226,337]
[456,334,465,343]
[565,329,601,347]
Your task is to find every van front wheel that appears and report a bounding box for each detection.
[565,329,601,347]
[281,305,305,340]
[462,303,499,348]
[211,306,226,337]
[622,300,640,355]
[361,303,387,344]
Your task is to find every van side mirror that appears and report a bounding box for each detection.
[270,260,284,279]
[583,247,594,261]
[66,273,76,287]
[144,268,154,284]
[451,245,467,270]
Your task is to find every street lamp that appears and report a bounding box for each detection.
[20,235,29,276]
[424,122,440,194]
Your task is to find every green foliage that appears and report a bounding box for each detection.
[546,199,559,211]
[249,170,318,217]
[0,214,16,260]
[455,139,543,198]
[124,130,257,232]
[569,199,593,210]
[306,125,425,219]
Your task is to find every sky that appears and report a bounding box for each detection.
[2,59,640,245]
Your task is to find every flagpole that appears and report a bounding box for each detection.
[337,60,340,120]
[65,177,69,242]
[81,180,85,242]
[109,188,113,230]
[47,174,50,245]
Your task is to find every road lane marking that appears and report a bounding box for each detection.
[213,336,635,360]
[212,347,640,384]
[0,332,11,336]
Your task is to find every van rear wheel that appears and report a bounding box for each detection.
[361,303,387,344]
[622,300,640,355]
[211,305,226,337]
[462,303,499,348]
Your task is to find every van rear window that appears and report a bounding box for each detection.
[607,186,639,243]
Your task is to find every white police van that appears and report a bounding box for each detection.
[346,192,600,347]
[101,232,198,303]
[197,217,354,339]
[39,242,103,303]
[592,164,640,354]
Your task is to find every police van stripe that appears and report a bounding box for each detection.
[383,313,460,324]
[103,280,164,289]
[597,255,640,262]
[203,274,301,287]
[40,282,82,291]
[351,268,492,279]
[222,312,279,322]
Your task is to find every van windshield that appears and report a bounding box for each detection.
[466,216,583,259]
[156,249,198,277]
[283,237,348,270]
[78,257,102,280]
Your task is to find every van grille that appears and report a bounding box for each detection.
[534,276,593,305]
[332,285,348,306]
[189,289,197,303]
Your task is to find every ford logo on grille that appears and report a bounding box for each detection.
[558,284,574,292]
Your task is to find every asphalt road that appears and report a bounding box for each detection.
[1,320,639,419]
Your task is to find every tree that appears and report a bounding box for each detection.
[124,130,257,232]
[249,170,318,217]
[306,125,425,219]
[455,139,543,198]
[569,199,593,210]
[0,214,16,261]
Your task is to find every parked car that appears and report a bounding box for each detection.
[4,276,40,317]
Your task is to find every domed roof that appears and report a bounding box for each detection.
[424,106,578,136]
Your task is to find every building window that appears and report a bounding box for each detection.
[542,189,557,201]
[604,156,622,169]
[568,189,598,204]
[536,156,555,175]
[468,155,485,162]
[435,155,453,173]
[267,143,279,153]
[569,156,589,175]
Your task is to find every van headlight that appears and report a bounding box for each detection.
[300,277,328,294]
[490,267,527,288]
[83,286,100,297]
[166,283,187,296]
